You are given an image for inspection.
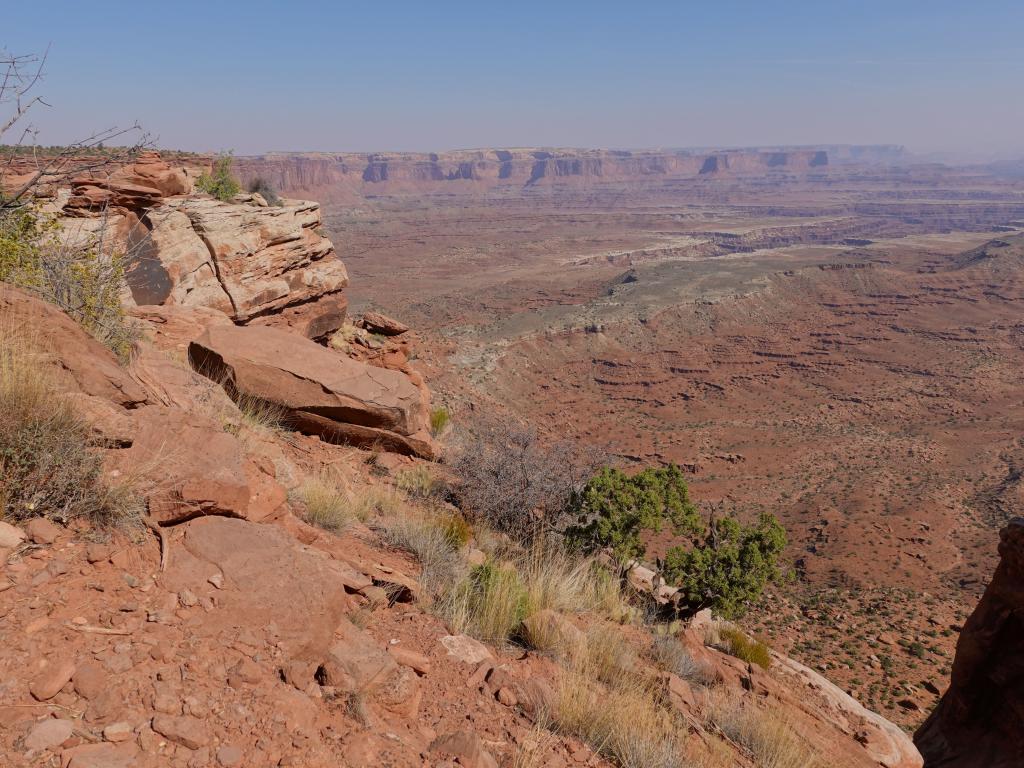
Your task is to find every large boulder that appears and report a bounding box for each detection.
[65,178,164,213]
[162,516,352,658]
[126,207,234,310]
[123,196,348,339]
[915,518,1024,767]
[115,151,191,197]
[189,324,436,458]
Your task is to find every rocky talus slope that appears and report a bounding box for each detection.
[915,518,1024,767]
[0,155,923,767]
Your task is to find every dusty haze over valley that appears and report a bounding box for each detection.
[4,2,1024,767]
[235,143,1024,727]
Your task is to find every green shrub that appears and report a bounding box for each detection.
[196,154,241,201]
[662,512,786,619]
[0,206,49,287]
[246,176,282,206]
[566,464,702,564]
[719,626,771,670]
[430,406,450,435]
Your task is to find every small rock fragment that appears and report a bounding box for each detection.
[30,659,76,701]
[151,714,209,750]
[24,718,74,750]
[496,686,518,707]
[86,543,112,564]
[24,518,61,545]
[217,744,244,767]
[0,521,25,549]
[73,661,107,700]
[440,634,494,666]
[103,721,134,742]
[388,646,431,675]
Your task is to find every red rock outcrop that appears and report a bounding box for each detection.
[915,518,1024,767]
[51,152,349,342]
[0,279,922,768]
[127,195,347,340]
[189,323,437,459]
[0,285,147,409]
[64,151,192,214]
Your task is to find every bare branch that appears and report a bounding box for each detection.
[1,47,149,211]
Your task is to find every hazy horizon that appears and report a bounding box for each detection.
[7,1,1024,159]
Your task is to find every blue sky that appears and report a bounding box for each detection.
[6,1,1024,155]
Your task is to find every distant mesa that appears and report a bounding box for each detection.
[232,145,906,199]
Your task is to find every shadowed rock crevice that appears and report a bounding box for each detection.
[915,518,1024,767]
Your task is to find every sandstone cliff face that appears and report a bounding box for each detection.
[58,153,347,341]
[233,145,907,199]
[134,196,348,338]
[915,518,1024,767]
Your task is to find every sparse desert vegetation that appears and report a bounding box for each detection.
[0,322,138,526]
[196,153,241,201]
[2,6,1018,764]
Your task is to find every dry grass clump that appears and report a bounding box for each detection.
[554,670,689,768]
[519,544,630,620]
[350,486,403,520]
[651,634,716,686]
[718,626,772,670]
[327,322,363,353]
[705,689,818,768]
[378,510,467,595]
[296,472,403,534]
[0,323,139,526]
[581,623,637,686]
[234,391,289,436]
[433,507,471,548]
[394,465,439,500]
[509,720,559,768]
[441,560,530,644]
[294,472,353,532]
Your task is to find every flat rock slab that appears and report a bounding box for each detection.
[24,718,74,750]
[189,323,436,458]
[440,635,494,666]
[162,516,352,660]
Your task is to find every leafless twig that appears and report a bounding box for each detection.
[1,47,150,211]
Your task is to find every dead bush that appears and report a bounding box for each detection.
[450,417,602,537]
